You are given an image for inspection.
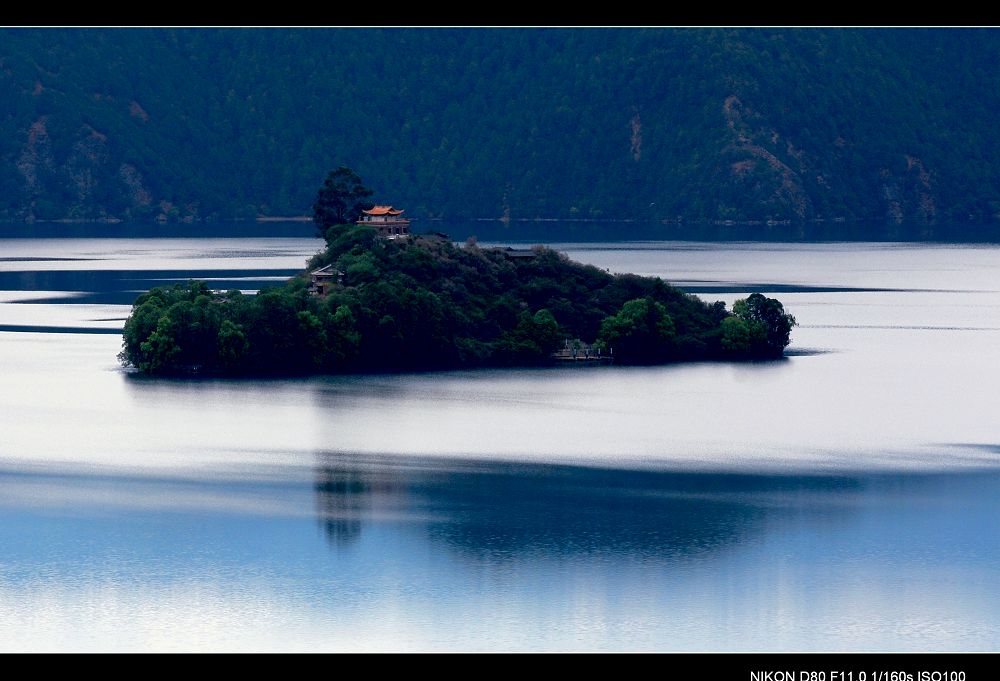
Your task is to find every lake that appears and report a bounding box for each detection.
[1,226,999,651]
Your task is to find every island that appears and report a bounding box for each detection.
[118,170,796,376]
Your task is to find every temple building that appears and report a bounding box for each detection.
[357,205,410,238]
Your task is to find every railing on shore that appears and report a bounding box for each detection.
[551,340,613,363]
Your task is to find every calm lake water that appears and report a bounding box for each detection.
[1,227,999,651]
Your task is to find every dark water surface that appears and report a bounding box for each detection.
[1,225,999,651]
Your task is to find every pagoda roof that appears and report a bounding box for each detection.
[363,205,405,216]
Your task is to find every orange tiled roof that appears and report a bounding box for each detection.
[363,205,404,216]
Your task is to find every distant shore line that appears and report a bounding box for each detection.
[5,216,1000,245]
[1,215,988,227]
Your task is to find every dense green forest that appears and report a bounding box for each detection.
[119,224,795,376]
[5,28,1000,227]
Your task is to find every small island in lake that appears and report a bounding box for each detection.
[119,169,796,376]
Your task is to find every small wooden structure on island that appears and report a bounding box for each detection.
[358,205,410,239]
[502,247,538,261]
[551,339,613,364]
[308,264,344,297]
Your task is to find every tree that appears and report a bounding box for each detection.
[596,297,676,363]
[731,293,796,357]
[325,304,361,366]
[528,309,563,356]
[138,315,182,374]
[312,167,374,237]
[217,319,250,371]
[494,308,564,365]
[119,294,166,368]
[719,316,764,356]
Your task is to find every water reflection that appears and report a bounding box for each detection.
[312,454,866,562]
[0,456,997,649]
[314,465,373,545]
[0,268,299,305]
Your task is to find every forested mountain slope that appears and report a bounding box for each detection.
[3,28,1000,227]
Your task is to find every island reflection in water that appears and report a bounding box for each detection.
[312,454,864,560]
[311,454,1000,651]
[2,413,1000,650]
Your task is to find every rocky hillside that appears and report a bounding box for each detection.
[2,28,1000,228]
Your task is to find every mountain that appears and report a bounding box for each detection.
[3,28,1000,228]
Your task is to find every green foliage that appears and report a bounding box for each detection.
[343,252,381,285]
[720,316,764,356]
[138,316,181,374]
[730,293,796,357]
[295,310,328,371]
[217,319,249,370]
[495,308,565,365]
[5,28,1000,229]
[120,281,218,372]
[596,297,677,364]
[326,304,361,365]
[312,167,374,236]
[530,309,563,355]
[119,293,167,368]
[322,223,380,255]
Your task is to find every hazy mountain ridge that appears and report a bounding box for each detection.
[2,28,999,229]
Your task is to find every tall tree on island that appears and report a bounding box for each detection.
[312,167,374,237]
[730,293,796,358]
